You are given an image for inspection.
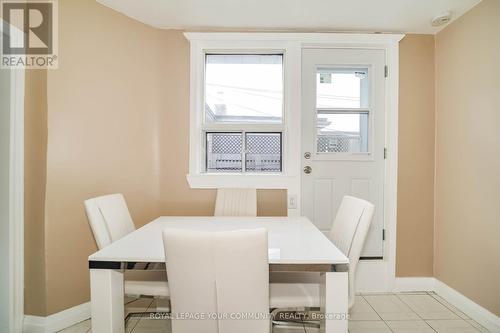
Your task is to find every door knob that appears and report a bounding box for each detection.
[303,166,312,174]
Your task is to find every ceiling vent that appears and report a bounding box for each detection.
[431,12,452,26]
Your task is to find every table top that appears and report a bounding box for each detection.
[88,216,349,266]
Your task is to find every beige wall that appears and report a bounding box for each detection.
[435,0,500,316]
[24,70,48,316]
[156,29,287,217]
[26,0,286,315]
[25,0,437,316]
[44,0,164,314]
[24,0,500,316]
[396,35,435,277]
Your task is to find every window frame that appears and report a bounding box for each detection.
[186,36,301,189]
[203,52,285,126]
[201,52,285,174]
[204,131,283,174]
[184,32,403,209]
[313,65,375,161]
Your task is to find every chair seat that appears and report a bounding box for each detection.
[269,283,320,309]
[124,280,170,297]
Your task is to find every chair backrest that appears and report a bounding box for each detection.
[84,193,136,249]
[214,188,257,217]
[163,228,269,333]
[329,195,374,309]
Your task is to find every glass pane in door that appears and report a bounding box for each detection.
[317,112,369,153]
[316,68,369,108]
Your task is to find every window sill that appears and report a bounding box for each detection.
[186,173,295,189]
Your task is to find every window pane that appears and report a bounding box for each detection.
[317,113,369,153]
[245,133,282,172]
[206,133,242,172]
[316,68,369,109]
[205,54,283,124]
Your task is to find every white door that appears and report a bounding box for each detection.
[301,48,386,258]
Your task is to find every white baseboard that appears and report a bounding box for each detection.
[393,277,499,333]
[434,280,500,333]
[23,302,90,333]
[23,278,500,333]
[22,316,46,333]
[393,277,436,292]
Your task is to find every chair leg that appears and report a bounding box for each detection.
[156,297,170,312]
[271,307,321,330]
[124,296,171,326]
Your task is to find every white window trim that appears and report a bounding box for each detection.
[184,33,403,247]
[185,33,302,191]
[314,64,373,161]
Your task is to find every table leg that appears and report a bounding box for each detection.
[320,271,348,333]
[90,269,125,333]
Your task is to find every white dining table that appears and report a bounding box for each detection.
[88,216,349,333]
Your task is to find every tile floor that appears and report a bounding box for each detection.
[58,292,490,333]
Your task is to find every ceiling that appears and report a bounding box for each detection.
[96,0,481,34]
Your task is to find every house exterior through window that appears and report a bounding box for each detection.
[202,53,284,173]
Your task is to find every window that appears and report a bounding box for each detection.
[316,67,370,154]
[203,54,284,173]
[206,132,242,172]
[245,133,282,172]
[205,54,283,124]
[206,132,282,173]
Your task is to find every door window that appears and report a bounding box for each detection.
[315,68,370,156]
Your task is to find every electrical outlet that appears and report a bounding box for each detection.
[288,194,298,209]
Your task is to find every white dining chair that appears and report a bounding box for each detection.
[214,188,257,216]
[163,228,269,333]
[84,194,169,300]
[269,195,374,325]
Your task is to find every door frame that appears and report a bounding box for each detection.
[301,48,387,258]
[1,19,25,333]
[299,34,404,292]
[184,32,404,291]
